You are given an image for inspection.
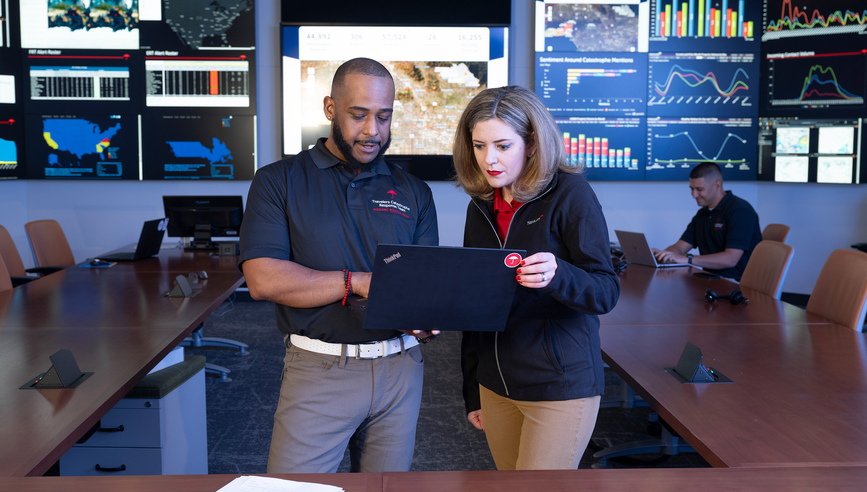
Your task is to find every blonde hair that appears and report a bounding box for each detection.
[452,85,579,202]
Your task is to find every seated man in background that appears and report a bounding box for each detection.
[653,162,761,280]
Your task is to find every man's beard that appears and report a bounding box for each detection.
[332,118,391,173]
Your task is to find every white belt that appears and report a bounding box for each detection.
[289,334,419,359]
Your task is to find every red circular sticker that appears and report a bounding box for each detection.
[504,253,522,268]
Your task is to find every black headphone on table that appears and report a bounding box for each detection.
[613,259,627,272]
[705,289,748,305]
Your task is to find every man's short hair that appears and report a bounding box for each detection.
[331,58,393,97]
[690,162,723,182]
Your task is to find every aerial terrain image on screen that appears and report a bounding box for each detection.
[545,3,639,52]
[301,60,487,155]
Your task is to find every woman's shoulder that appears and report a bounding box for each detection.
[549,169,593,196]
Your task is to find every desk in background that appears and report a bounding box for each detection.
[0,248,244,477]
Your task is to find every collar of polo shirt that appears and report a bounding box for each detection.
[310,138,392,176]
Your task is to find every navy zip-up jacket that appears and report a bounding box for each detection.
[461,170,620,413]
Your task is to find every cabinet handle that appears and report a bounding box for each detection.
[97,425,124,433]
[95,464,126,472]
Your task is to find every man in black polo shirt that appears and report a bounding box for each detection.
[653,162,761,280]
[239,58,439,473]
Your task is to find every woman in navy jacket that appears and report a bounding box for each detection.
[453,85,620,470]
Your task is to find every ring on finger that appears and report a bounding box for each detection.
[541,273,547,282]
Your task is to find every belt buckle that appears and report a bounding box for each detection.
[354,341,387,359]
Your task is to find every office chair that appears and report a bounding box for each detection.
[0,251,12,293]
[761,223,790,244]
[806,249,867,332]
[739,240,794,299]
[24,220,76,271]
[181,320,248,382]
[0,225,64,286]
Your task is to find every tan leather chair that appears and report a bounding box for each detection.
[0,225,61,285]
[25,220,75,268]
[806,249,867,331]
[762,223,790,244]
[739,240,794,299]
[0,251,12,292]
[0,225,29,278]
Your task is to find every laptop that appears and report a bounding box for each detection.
[98,218,169,262]
[360,244,526,332]
[614,230,691,268]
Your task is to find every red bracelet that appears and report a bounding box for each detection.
[342,269,352,306]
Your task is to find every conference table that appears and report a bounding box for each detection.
[3,250,867,485]
[0,245,244,477]
[600,264,831,325]
[6,467,867,491]
[597,264,867,468]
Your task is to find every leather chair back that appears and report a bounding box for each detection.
[739,240,793,299]
[24,220,75,267]
[0,251,12,292]
[806,249,867,331]
[762,223,790,244]
[0,225,28,277]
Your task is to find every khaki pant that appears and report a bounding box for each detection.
[479,384,600,470]
[267,340,424,473]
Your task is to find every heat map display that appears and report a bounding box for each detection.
[25,113,137,179]
[140,114,255,180]
[0,115,23,179]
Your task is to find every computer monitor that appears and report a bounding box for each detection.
[162,196,244,250]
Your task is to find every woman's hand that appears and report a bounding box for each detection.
[516,252,557,288]
[467,410,484,432]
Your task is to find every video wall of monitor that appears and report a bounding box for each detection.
[1,0,256,180]
[535,0,867,184]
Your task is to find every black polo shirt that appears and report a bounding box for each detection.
[239,138,439,343]
[680,191,761,281]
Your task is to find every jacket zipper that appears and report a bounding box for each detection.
[470,183,556,398]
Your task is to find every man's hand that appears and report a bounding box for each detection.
[467,410,484,432]
[399,329,441,340]
[654,249,688,264]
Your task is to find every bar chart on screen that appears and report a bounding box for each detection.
[555,116,645,180]
[536,53,647,116]
[649,0,761,52]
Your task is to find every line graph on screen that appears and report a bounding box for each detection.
[653,65,750,98]
[763,0,867,41]
[769,53,865,107]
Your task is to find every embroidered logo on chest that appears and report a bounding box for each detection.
[527,214,544,226]
[371,189,412,219]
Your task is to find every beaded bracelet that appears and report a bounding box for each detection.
[341,269,352,306]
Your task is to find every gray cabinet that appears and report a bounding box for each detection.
[60,356,207,476]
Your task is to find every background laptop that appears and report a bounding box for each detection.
[614,230,691,268]
[362,244,526,332]
[98,219,169,262]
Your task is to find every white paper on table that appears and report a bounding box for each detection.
[216,476,345,492]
